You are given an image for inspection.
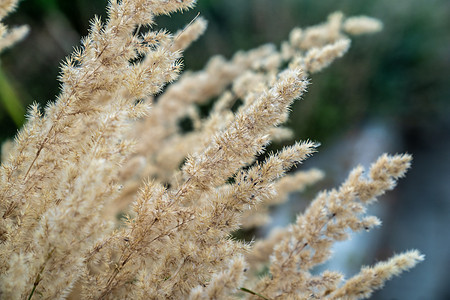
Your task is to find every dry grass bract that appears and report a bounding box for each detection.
[0,1,422,299]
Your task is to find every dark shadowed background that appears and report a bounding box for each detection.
[1,1,449,299]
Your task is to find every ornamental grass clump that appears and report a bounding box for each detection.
[0,0,423,299]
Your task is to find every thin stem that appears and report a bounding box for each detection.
[240,287,270,300]
[27,248,55,300]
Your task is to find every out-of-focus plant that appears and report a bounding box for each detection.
[0,1,425,299]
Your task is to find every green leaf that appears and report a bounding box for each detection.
[0,69,25,128]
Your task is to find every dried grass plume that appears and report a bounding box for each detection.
[0,0,422,299]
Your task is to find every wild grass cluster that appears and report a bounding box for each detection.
[0,0,423,299]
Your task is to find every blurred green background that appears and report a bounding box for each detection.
[1,0,449,299]
[1,0,449,144]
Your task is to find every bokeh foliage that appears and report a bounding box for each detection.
[1,0,449,147]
